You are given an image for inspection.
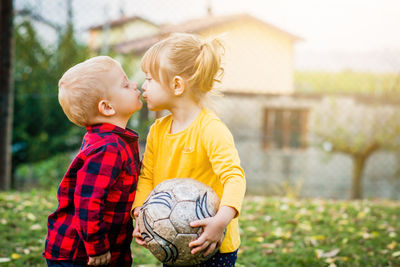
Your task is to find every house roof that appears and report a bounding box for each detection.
[111,13,302,54]
[161,13,301,40]
[89,15,158,31]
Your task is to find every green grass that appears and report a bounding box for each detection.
[0,190,399,266]
[238,196,400,266]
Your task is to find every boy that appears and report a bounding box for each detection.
[43,56,142,267]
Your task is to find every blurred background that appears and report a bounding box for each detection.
[1,0,400,200]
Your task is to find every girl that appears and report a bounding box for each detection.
[132,33,246,267]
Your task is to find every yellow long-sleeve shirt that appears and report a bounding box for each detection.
[132,108,246,253]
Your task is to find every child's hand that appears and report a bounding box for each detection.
[87,251,111,266]
[188,217,225,256]
[132,207,147,247]
[189,206,237,256]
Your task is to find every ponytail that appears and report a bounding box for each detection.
[189,37,224,93]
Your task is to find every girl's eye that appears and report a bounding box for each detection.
[145,77,152,81]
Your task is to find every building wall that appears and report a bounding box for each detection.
[198,20,296,95]
[89,20,159,50]
[211,94,400,199]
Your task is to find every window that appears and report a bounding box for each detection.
[263,108,309,150]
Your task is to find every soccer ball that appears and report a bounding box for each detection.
[137,178,221,266]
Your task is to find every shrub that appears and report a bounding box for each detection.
[14,153,74,189]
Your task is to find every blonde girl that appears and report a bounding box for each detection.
[132,33,246,267]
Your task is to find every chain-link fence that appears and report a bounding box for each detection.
[11,0,400,199]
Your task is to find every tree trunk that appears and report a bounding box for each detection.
[351,156,366,199]
[0,0,14,190]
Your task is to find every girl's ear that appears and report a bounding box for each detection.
[172,76,185,96]
[98,99,116,116]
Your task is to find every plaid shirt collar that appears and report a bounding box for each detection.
[86,123,138,141]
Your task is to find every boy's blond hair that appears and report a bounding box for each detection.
[58,56,118,126]
[141,33,224,102]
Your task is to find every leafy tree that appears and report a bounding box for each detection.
[12,19,90,186]
[311,97,400,199]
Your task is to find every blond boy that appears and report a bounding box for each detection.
[43,56,142,267]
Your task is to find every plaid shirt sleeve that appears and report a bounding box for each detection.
[74,143,123,256]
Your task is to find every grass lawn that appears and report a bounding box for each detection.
[0,189,399,266]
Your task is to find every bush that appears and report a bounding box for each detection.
[14,153,74,189]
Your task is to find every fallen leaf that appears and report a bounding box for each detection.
[325,257,336,264]
[237,246,249,255]
[261,243,276,249]
[263,249,274,255]
[0,258,10,263]
[11,253,21,260]
[315,249,324,259]
[357,211,366,219]
[264,215,272,222]
[316,249,340,259]
[251,237,264,242]
[246,226,257,232]
[26,213,36,221]
[311,235,326,241]
[280,204,289,211]
[323,249,340,258]
[387,241,397,250]
[30,224,42,230]
[299,222,312,231]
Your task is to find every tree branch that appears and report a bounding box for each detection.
[15,8,62,32]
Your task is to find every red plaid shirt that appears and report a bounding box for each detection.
[43,123,140,266]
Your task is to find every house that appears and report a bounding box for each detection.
[88,15,160,52]
[88,13,400,199]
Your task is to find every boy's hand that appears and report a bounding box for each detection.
[189,206,237,256]
[87,251,111,266]
[132,207,147,247]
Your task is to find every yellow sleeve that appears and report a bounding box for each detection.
[132,123,156,213]
[202,119,246,218]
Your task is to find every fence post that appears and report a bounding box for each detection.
[0,0,14,190]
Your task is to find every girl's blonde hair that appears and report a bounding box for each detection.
[141,33,224,102]
[58,56,118,126]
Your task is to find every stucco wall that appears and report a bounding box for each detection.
[199,19,296,95]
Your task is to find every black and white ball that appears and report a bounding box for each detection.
[137,178,221,266]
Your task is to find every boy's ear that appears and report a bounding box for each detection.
[98,100,116,116]
[172,76,185,96]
